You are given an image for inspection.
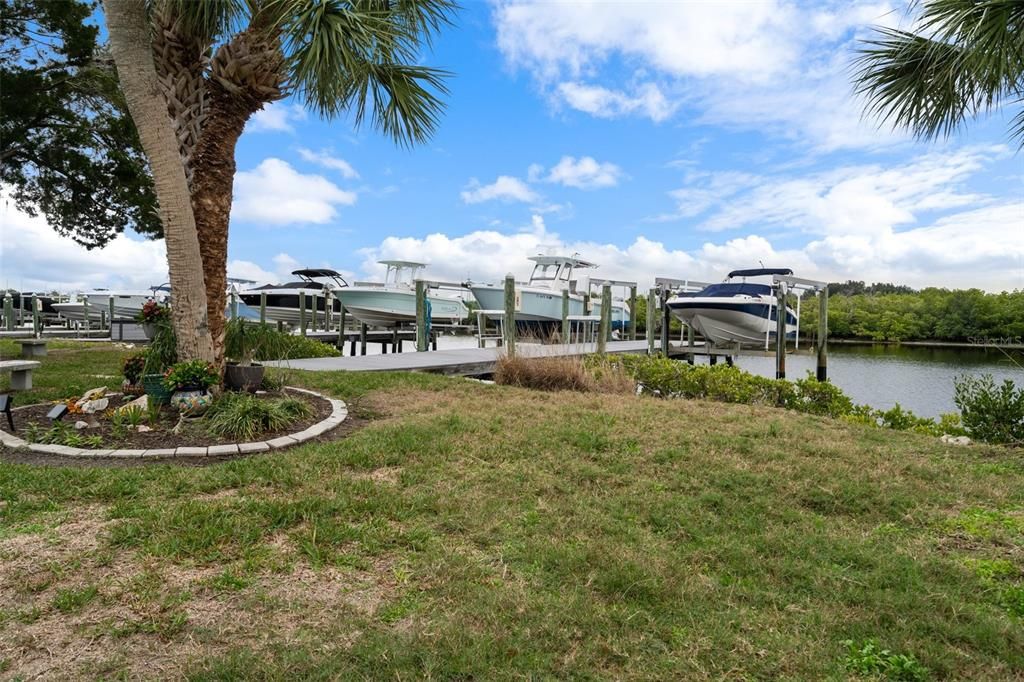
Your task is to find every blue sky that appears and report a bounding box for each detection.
[3,0,1022,292]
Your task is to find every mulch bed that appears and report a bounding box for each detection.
[3,388,335,452]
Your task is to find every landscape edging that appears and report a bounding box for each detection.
[0,386,347,458]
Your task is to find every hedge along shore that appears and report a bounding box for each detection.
[0,387,347,459]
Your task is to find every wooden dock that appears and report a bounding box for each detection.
[266,340,652,376]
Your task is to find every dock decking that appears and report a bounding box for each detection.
[266,340,653,375]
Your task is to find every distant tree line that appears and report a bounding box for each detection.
[802,286,1024,343]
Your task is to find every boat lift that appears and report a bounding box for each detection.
[653,274,831,381]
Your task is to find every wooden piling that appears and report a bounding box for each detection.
[775,283,787,379]
[598,282,611,353]
[324,290,333,332]
[687,324,695,365]
[561,289,570,343]
[503,273,516,355]
[299,291,307,336]
[259,292,267,324]
[817,286,829,381]
[230,291,238,320]
[31,294,41,337]
[416,280,428,352]
[310,292,318,330]
[646,290,656,355]
[359,323,368,355]
[3,294,13,331]
[82,297,90,332]
[628,285,637,341]
[108,296,115,329]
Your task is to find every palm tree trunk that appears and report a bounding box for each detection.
[102,0,214,363]
[190,86,258,368]
[192,28,284,367]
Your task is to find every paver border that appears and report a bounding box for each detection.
[0,387,346,459]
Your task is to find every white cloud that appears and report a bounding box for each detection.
[666,146,1001,235]
[232,158,357,225]
[556,82,676,122]
[460,175,540,204]
[493,0,904,149]
[247,102,308,134]
[0,196,168,292]
[296,148,360,179]
[543,155,624,189]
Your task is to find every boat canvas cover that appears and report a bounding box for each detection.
[727,268,793,278]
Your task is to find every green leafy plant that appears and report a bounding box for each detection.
[203,392,313,441]
[842,639,928,681]
[122,353,147,385]
[224,319,341,362]
[954,374,1024,445]
[163,360,219,392]
[143,318,177,375]
[146,396,162,426]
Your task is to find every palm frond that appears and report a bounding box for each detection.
[152,0,246,43]
[266,0,455,145]
[853,0,1024,149]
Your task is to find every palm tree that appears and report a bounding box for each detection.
[853,0,1024,149]
[102,0,214,362]
[147,0,455,367]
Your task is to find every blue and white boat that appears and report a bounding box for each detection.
[468,255,631,333]
[334,261,467,328]
[237,269,346,326]
[666,268,797,347]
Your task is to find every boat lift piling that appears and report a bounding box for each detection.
[503,273,516,355]
[259,292,267,324]
[32,295,41,338]
[298,291,307,336]
[768,273,829,381]
[597,282,611,354]
[629,285,638,341]
[646,290,657,355]
[3,294,13,332]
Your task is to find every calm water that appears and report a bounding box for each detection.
[732,344,1023,418]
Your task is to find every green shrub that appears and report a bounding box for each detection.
[954,374,1024,445]
[204,392,313,441]
[842,639,928,681]
[163,359,219,392]
[224,319,340,361]
[143,319,177,374]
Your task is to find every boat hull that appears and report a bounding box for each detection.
[335,288,467,328]
[470,286,631,329]
[237,292,342,326]
[667,298,797,347]
[52,303,106,322]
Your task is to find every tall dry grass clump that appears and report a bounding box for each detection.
[494,354,635,394]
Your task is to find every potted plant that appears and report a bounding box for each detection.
[163,359,219,414]
[224,318,276,392]
[122,353,147,395]
[137,300,170,339]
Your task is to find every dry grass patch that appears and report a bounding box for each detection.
[494,354,636,393]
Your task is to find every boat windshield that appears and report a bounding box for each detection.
[529,263,572,283]
[698,283,773,297]
[386,263,424,287]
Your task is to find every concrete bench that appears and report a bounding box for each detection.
[16,339,48,358]
[0,360,40,390]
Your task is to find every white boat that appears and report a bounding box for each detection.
[237,269,346,326]
[52,289,163,322]
[334,261,467,328]
[665,268,798,347]
[468,255,631,332]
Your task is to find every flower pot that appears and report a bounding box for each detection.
[142,322,156,339]
[224,363,265,393]
[142,373,171,404]
[170,389,213,415]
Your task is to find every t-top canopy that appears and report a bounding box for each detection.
[378,260,426,269]
[527,255,597,268]
[727,268,793,278]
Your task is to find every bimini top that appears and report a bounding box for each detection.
[727,268,793,279]
[290,269,348,288]
[527,255,597,269]
[292,268,344,279]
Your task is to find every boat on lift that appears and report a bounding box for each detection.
[52,288,166,322]
[237,269,347,326]
[665,268,798,347]
[334,261,467,328]
[468,254,631,333]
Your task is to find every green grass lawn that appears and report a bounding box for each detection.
[1,341,1022,679]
